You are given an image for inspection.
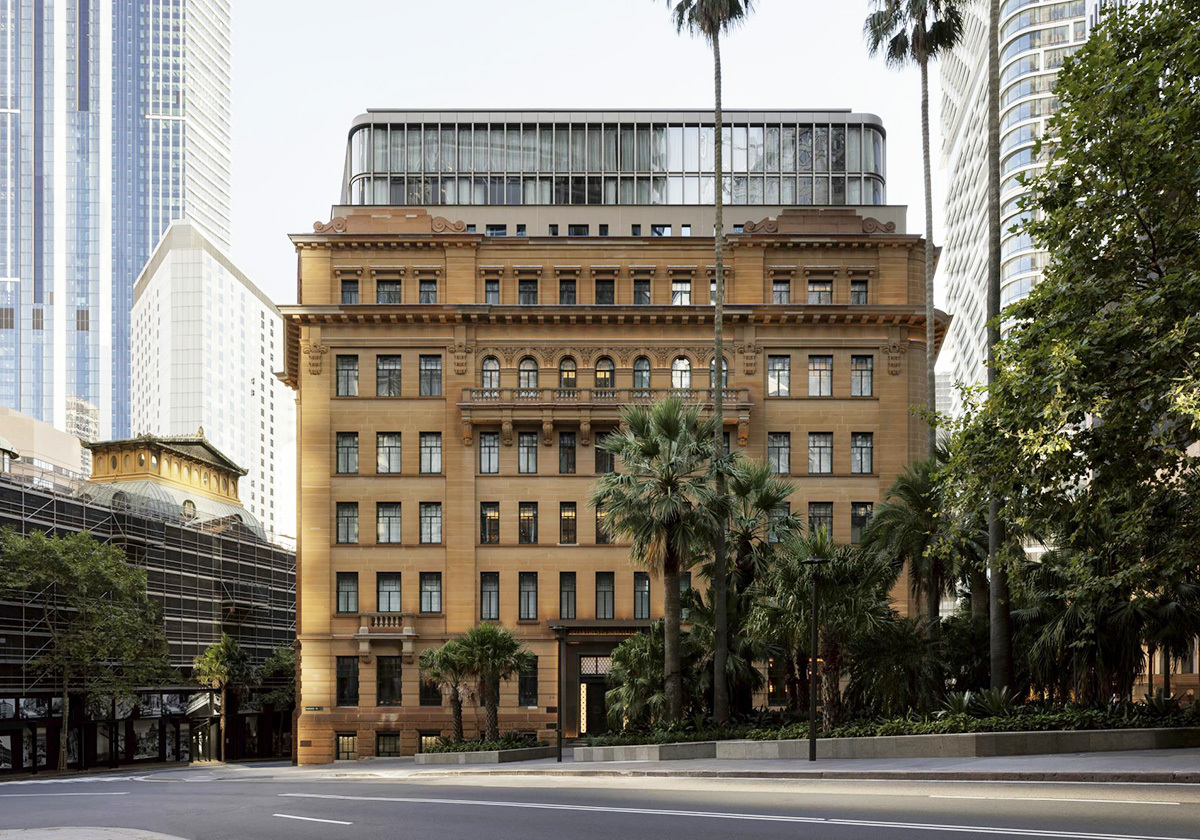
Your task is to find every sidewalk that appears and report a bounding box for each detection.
[177,748,1200,785]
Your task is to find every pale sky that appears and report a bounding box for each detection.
[230,0,946,308]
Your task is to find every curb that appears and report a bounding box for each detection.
[406,768,1200,784]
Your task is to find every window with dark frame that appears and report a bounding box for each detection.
[419,279,437,303]
[336,355,358,397]
[671,279,691,305]
[807,278,833,304]
[772,279,790,304]
[376,355,402,396]
[809,432,833,474]
[377,279,402,304]
[559,502,577,544]
[559,278,577,304]
[419,672,442,706]
[634,278,651,305]
[336,656,358,706]
[808,355,833,396]
[336,432,358,474]
[336,572,358,613]
[480,502,500,544]
[519,279,538,305]
[377,656,402,706]
[560,572,577,619]
[484,278,500,304]
[851,432,874,474]
[558,358,577,390]
[809,502,834,537]
[519,502,538,544]
[518,657,538,707]
[336,733,358,760]
[594,358,615,390]
[595,279,615,305]
[596,572,615,620]
[419,355,442,396]
[376,502,402,544]
[850,278,869,305]
[594,432,615,474]
[768,503,790,544]
[851,502,874,544]
[375,732,401,757]
[341,279,359,305]
[419,432,442,473]
[519,572,538,621]
[420,572,442,613]
[568,224,589,236]
[518,432,538,474]
[336,503,359,544]
[634,571,650,620]
[851,355,874,397]
[419,503,442,544]
[767,432,791,474]
[559,432,577,474]
[767,355,790,397]
[376,432,402,473]
[479,432,499,473]
[377,572,402,612]
[595,502,610,545]
[480,572,500,621]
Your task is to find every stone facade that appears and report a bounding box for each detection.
[282,205,946,763]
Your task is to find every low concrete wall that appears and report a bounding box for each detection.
[414,745,557,765]
[574,728,1200,763]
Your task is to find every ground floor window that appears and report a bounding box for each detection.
[335,732,358,761]
[418,732,441,753]
[375,732,401,757]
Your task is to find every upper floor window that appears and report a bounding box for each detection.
[419,355,442,396]
[809,502,834,537]
[480,502,500,544]
[419,503,443,544]
[633,356,652,392]
[519,573,538,622]
[772,279,790,304]
[595,279,615,305]
[486,224,508,237]
[419,432,442,473]
[377,355,402,397]
[634,572,651,621]
[377,432,402,473]
[767,355,790,397]
[336,572,358,612]
[809,432,833,474]
[519,279,538,305]
[484,279,500,304]
[377,279,402,304]
[651,224,672,237]
[851,356,874,397]
[336,503,359,544]
[671,279,692,305]
[595,502,611,545]
[559,279,577,305]
[767,432,791,474]
[851,432,874,474]
[336,355,358,397]
[560,572,577,620]
[808,355,833,397]
[595,432,615,475]
[671,357,692,390]
[419,279,438,304]
[850,279,869,305]
[559,502,577,545]
[377,572,402,613]
[568,224,589,236]
[559,357,577,390]
[559,432,577,474]
[376,502,402,544]
[518,357,539,394]
[808,278,833,305]
[851,502,874,544]
[336,432,359,474]
[595,357,614,390]
[420,571,442,613]
[709,356,728,389]
[519,502,539,544]
[596,572,615,620]
[480,572,500,621]
[518,432,538,474]
[479,432,499,474]
[480,356,500,392]
[341,279,359,305]
[634,278,651,306]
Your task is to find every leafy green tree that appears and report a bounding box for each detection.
[845,616,944,717]
[662,0,757,724]
[257,646,296,710]
[865,0,969,453]
[420,639,474,743]
[680,584,765,715]
[605,621,706,729]
[0,529,171,771]
[194,633,254,761]
[458,623,535,742]
[591,397,721,720]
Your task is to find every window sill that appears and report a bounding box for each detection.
[517,619,540,625]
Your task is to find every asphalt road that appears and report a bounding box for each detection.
[1,767,1199,840]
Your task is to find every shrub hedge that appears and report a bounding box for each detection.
[422,732,548,754]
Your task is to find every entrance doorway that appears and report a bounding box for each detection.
[578,655,612,736]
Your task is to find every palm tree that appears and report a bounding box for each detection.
[420,639,474,743]
[194,633,253,761]
[723,458,801,593]
[662,0,757,724]
[862,453,951,632]
[457,623,535,742]
[865,0,968,455]
[591,397,720,720]
[845,616,944,717]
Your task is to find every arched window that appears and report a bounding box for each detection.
[558,357,577,390]
[124,454,131,469]
[518,356,539,395]
[672,357,692,390]
[710,356,729,388]
[633,356,652,392]
[480,356,500,392]
[595,357,615,390]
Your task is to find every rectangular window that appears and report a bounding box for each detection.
[560,572,577,619]
[808,355,833,396]
[559,279,577,305]
[595,503,610,545]
[809,502,834,537]
[767,355,790,397]
[336,733,358,760]
[518,657,539,707]
[772,279,790,304]
[336,572,359,613]
[767,657,787,707]
[376,503,402,544]
[519,502,539,544]
[377,432,402,473]
[376,355,402,396]
[568,224,589,236]
[336,432,359,474]
[419,432,442,473]
[336,356,359,397]
[486,224,508,237]
[518,432,538,474]
[634,279,651,305]
[479,432,499,473]
[420,572,442,613]
[807,279,833,304]
[480,502,500,544]
[336,657,358,706]
[768,503,790,544]
[595,279,615,305]
[419,279,438,304]
[519,279,538,305]
[559,432,577,474]
[419,503,442,544]
[377,573,402,613]
[595,432,615,474]
[809,433,834,474]
[485,279,500,304]
[336,503,359,544]
[419,673,442,706]
[634,572,651,620]
[377,656,402,706]
[480,572,500,621]
[341,279,359,305]
[851,502,874,545]
[767,432,791,474]
[559,502,577,545]
[595,572,615,620]
[419,356,442,396]
[671,279,691,305]
[377,279,403,304]
[652,224,672,237]
[851,432,874,474]
[376,732,401,756]
[851,356,874,397]
[850,279,869,305]
[519,572,538,621]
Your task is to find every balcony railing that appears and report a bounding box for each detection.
[460,387,751,408]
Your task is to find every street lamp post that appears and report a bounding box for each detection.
[802,556,829,762]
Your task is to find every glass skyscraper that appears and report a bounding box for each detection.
[0,0,231,441]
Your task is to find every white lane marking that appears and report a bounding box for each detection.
[278,793,1199,840]
[931,795,1181,806]
[0,792,131,797]
[272,813,353,826]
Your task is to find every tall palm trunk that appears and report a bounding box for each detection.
[219,683,227,761]
[1162,650,1171,697]
[450,688,464,743]
[485,681,500,742]
[970,568,989,621]
[663,545,683,720]
[819,637,843,731]
[920,56,937,456]
[986,0,1014,689]
[925,582,941,636]
[710,28,730,724]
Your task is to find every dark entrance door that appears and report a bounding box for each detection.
[582,678,608,735]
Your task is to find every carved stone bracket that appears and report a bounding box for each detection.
[742,218,779,234]
[542,419,554,447]
[431,217,468,233]
[737,416,751,447]
[460,415,473,446]
[501,418,514,446]
[736,342,760,375]
[300,340,328,376]
[862,217,897,234]
[882,339,907,375]
[580,419,592,447]
[313,217,347,234]
[452,342,472,376]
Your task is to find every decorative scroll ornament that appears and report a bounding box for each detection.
[501,419,514,446]
[741,218,779,234]
[542,420,554,447]
[652,347,674,367]
[537,347,558,366]
[300,340,328,376]
[313,217,347,234]
[460,416,473,446]
[882,339,907,375]
[580,420,592,447]
[452,342,472,376]
[737,417,750,447]
[499,346,522,365]
[862,217,897,234]
[736,342,760,375]
[431,217,468,233]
